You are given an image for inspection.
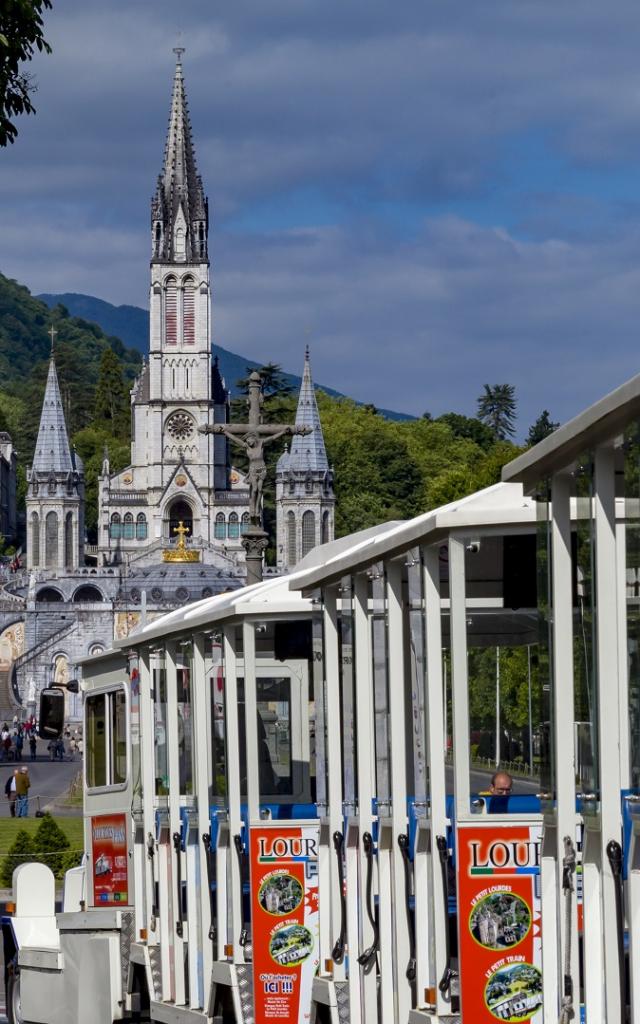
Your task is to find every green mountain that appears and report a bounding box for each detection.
[0,273,142,462]
[37,291,413,420]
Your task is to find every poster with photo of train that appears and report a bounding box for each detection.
[457,823,543,1023]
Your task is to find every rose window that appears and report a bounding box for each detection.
[165,411,194,441]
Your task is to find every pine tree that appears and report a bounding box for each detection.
[477,384,517,441]
[33,813,70,878]
[94,347,129,440]
[0,830,38,887]
[527,410,559,446]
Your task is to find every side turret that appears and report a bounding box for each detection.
[275,348,335,571]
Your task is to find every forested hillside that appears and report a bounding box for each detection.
[0,272,538,551]
[0,273,142,533]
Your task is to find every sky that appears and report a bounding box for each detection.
[4,1,640,433]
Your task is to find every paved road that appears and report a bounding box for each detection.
[0,741,81,817]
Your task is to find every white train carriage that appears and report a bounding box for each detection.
[7,367,640,1024]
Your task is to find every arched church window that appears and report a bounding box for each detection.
[110,513,122,540]
[64,512,73,569]
[322,510,330,545]
[228,512,240,540]
[302,510,315,558]
[287,512,297,568]
[241,513,250,535]
[123,513,135,540]
[165,277,177,345]
[214,513,226,540]
[45,511,58,568]
[183,278,195,345]
[136,513,148,540]
[31,512,39,566]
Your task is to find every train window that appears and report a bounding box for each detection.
[153,659,169,795]
[111,689,127,785]
[210,642,226,799]
[86,688,128,789]
[86,693,107,788]
[177,648,195,796]
[238,677,293,796]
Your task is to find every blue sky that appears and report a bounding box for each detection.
[3,1,640,434]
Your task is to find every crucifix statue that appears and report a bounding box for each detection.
[200,371,311,582]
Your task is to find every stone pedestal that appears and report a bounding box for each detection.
[242,527,269,586]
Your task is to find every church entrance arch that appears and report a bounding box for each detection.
[166,499,194,542]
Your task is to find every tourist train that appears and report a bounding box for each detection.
[4,368,640,1024]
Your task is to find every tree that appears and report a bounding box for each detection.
[477,384,517,441]
[527,410,559,447]
[436,412,495,451]
[33,812,70,878]
[235,362,293,400]
[0,829,37,887]
[0,0,52,147]
[94,346,129,440]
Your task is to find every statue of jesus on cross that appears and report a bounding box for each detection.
[200,370,311,528]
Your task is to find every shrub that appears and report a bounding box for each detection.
[33,814,70,878]
[1,830,38,888]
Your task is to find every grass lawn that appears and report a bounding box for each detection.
[0,817,84,857]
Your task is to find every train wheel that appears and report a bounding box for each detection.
[6,956,22,1024]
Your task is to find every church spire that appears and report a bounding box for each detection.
[286,347,329,472]
[31,354,74,473]
[151,50,208,263]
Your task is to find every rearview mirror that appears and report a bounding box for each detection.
[38,687,65,739]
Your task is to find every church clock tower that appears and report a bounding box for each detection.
[98,52,249,565]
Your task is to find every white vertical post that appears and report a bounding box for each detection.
[139,652,156,938]
[192,633,211,1008]
[323,585,346,983]
[242,622,260,824]
[594,443,623,1023]
[547,472,579,1019]
[353,572,377,1023]
[223,627,245,964]
[165,643,186,1005]
[449,535,470,820]
[616,519,630,790]
[423,543,449,1016]
[386,559,412,1022]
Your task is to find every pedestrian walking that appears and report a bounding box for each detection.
[29,734,37,761]
[47,740,55,761]
[15,766,30,817]
[15,731,23,761]
[4,769,16,817]
[69,736,77,761]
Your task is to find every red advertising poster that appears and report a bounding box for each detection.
[250,823,319,1023]
[91,813,129,905]
[457,822,542,1023]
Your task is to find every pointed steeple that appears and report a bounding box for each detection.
[31,356,74,473]
[279,348,329,473]
[151,50,208,262]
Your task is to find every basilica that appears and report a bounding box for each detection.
[0,54,334,718]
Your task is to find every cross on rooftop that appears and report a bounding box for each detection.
[48,326,58,352]
[173,46,185,62]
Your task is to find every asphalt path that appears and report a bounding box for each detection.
[0,740,81,817]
